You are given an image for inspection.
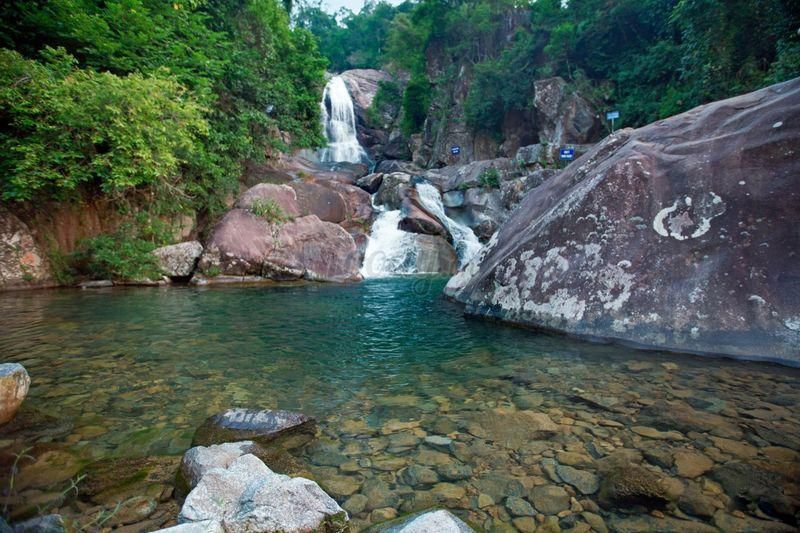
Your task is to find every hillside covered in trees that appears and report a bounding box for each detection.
[298,0,800,136]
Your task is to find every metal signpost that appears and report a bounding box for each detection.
[450,146,461,155]
[607,110,620,132]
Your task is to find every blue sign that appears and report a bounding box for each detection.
[559,148,575,160]
[450,146,461,155]
[606,111,620,120]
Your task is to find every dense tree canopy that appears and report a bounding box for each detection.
[0,0,327,211]
[300,0,800,136]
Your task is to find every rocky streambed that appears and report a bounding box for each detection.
[0,278,798,531]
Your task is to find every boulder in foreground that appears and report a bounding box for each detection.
[179,454,347,532]
[447,78,800,365]
[0,363,30,425]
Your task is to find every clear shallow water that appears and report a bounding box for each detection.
[1,278,799,530]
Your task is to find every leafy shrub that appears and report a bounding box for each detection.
[366,80,402,126]
[250,198,291,224]
[400,74,431,135]
[70,226,162,281]
[478,168,501,188]
[0,48,208,202]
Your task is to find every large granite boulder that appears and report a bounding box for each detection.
[198,211,361,282]
[0,208,51,289]
[179,454,348,532]
[234,183,302,217]
[192,408,316,449]
[534,77,602,146]
[152,241,203,278]
[0,364,30,425]
[446,78,800,364]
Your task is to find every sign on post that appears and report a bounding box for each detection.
[606,110,620,132]
[559,147,575,161]
[450,146,461,155]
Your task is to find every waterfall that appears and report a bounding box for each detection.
[319,76,368,164]
[360,209,419,278]
[415,182,483,268]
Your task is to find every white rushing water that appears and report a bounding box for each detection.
[415,182,483,268]
[319,76,368,164]
[360,209,419,278]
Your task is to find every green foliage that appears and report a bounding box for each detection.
[400,74,431,135]
[0,0,327,214]
[70,224,163,281]
[249,198,291,224]
[478,167,500,188]
[366,80,402,126]
[0,48,208,202]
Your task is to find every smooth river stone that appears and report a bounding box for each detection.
[191,408,316,449]
[0,363,30,425]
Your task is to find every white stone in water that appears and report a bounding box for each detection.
[152,520,223,533]
[179,454,347,532]
[377,509,474,532]
[180,441,260,492]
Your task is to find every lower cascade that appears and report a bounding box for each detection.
[360,182,483,278]
[360,209,418,277]
[415,182,483,268]
[318,76,367,164]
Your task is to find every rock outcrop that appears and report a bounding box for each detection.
[446,78,800,364]
[152,241,203,279]
[198,210,362,282]
[0,363,30,425]
[0,209,51,289]
[533,77,602,146]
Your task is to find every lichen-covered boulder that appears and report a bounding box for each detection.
[152,241,203,278]
[192,408,316,450]
[0,209,51,289]
[447,78,800,364]
[179,454,348,532]
[0,363,30,425]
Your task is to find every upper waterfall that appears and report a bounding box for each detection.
[319,76,368,164]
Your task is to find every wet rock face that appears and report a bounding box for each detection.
[0,363,30,425]
[0,208,51,289]
[192,408,316,449]
[447,79,800,364]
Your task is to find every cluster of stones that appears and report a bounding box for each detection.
[291,358,799,532]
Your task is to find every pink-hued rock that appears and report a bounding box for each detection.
[447,78,800,364]
[0,363,30,425]
[234,183,302,218]
[399,188,448,239]
[199,210,360,282]
[0,208,51,289]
